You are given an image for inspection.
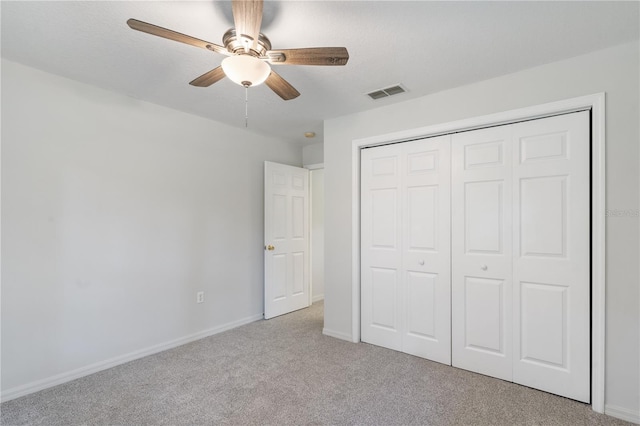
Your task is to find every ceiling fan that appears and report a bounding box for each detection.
[127,0,349,100]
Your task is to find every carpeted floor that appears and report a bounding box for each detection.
[1,301,630,425]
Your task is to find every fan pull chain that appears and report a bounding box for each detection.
[245,87,249,128]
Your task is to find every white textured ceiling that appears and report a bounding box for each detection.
[2,1,638,145]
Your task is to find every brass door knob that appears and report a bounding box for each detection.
[266,245,275,251]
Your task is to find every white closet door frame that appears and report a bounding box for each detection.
[349,93,606,413]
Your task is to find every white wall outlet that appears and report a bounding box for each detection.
[196,291,204,304]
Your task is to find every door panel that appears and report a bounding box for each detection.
[361,144,402,350]
[464,180,504,254]
[452,125,513,382]
[464,276,506,354]
[401,136,451,364]
[361,136,451,363]
[512,111,590,403]
[264,162,310,319]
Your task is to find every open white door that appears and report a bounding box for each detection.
[264,162,310,319]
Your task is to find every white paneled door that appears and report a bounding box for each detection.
[511,112,590,402]
[361,136,451,364]
[451,125,514,381]
[451,111,590,402]
[264,162,310,319]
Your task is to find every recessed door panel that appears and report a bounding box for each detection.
[292,196,305,240]
[520,282,567,368]
[273,195,287,241]
[464,180,503,254]
[406,271,437,339]
[371,189,398,248]
[520,132,567,163]
[407,186,437,251]
[407,151,438,173]
[464,276,504,354]
[272,254,287,300]
[371,268,398,330]
[520,176,567,258]
[292,252,304,296]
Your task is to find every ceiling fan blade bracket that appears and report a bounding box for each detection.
[266,52,286,63]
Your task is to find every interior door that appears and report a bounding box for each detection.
[451,125,514,381]
[264,161,310,319]
[511,112,590,402]
[361,137,451,363]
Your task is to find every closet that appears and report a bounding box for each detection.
[360,111,590,402]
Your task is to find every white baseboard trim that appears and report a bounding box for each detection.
[1,313,263,403]
[312,294,325,303]
[322,327,354,342]
[605,404,640,424]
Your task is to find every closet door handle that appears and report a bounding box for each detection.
[419,260,425,266]
[481,265,488,271]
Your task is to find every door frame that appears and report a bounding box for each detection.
[305,163,324,306]
[350,93,606,413]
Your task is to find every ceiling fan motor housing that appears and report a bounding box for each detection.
[223,28,272,57]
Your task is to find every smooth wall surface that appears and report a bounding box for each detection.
[302,143,324,167]
[324,41,640,416]
[1,60,302,394]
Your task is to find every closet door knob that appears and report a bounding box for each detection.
[481,265,488,271]
[419,260,425,266]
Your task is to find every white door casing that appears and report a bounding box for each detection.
[451,125,514,381]
[361,136,451,363]
[264,162,310,319]
[511,112,590,402]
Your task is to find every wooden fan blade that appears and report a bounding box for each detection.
[231,0,263,51]
[265,71,300,100]
[265,47,349,66]
[127,19,229,56]
[189,67,226,87]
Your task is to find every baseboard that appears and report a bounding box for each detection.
[312,294,324,303]
[322,327,353,342]
[1,313,263,403]
[605,404,640,424]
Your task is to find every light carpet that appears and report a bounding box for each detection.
[1,302,629,425]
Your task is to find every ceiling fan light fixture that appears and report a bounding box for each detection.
[222,55,271,88]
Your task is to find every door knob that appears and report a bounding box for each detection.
[419,260,425,266]
[266,245,275,251]
[481,265,488,271]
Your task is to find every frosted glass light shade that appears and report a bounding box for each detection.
[221,55,271,88]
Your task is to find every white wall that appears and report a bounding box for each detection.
[1,60,302,398]
[310,169,324,302]
[302,143,324,166]
[324,41,640,418]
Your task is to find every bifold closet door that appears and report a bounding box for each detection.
[361,136,451,364]
[451,125,514,381]
[511,112,590,403]
[452,111,590,402]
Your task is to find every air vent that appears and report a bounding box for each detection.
[366,84,407,100]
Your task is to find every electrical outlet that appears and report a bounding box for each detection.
[196,291,204,304]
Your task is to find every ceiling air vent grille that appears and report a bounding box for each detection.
[366,84,407,100]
